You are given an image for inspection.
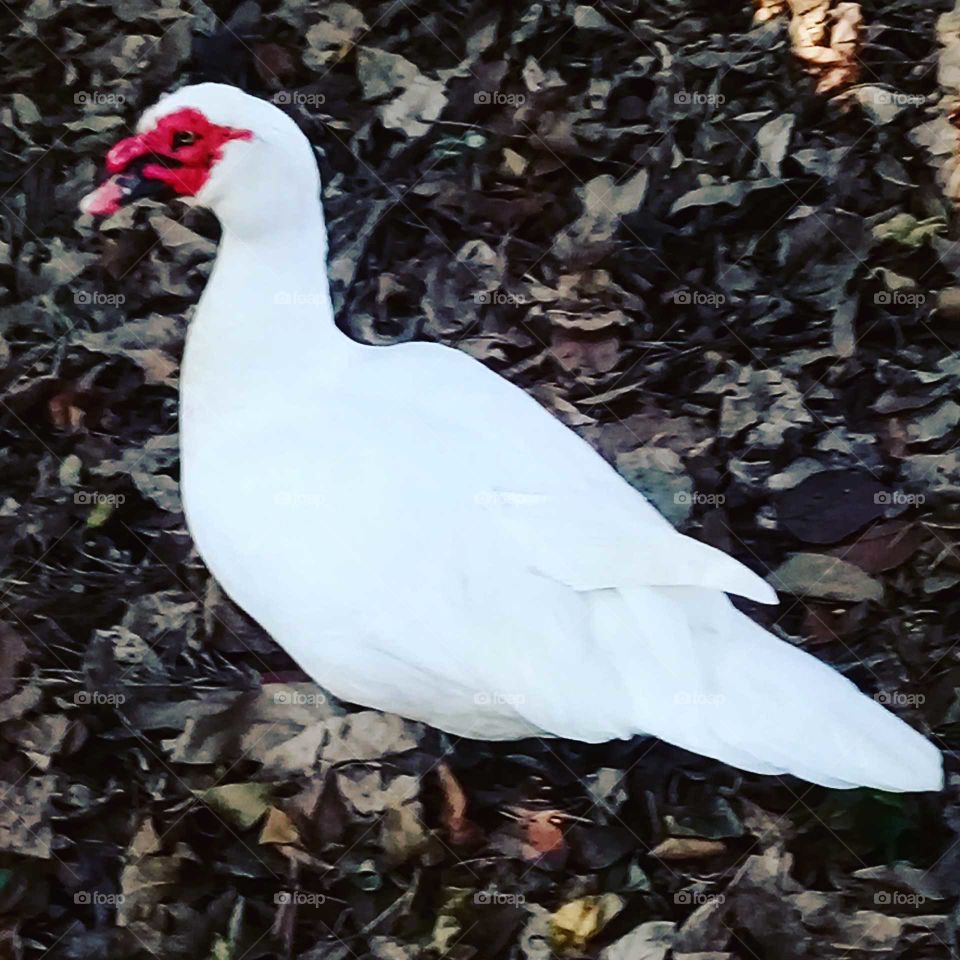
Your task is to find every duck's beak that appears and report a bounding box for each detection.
[79,130,178,218]
[79,166,172,217]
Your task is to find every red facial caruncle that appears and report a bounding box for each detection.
[80,108,252,217]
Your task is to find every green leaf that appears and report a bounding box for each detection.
[768,553,884,602]
[872,213,946,248]
[85,498,116,528]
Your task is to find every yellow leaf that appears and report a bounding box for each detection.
[550,894,623,953]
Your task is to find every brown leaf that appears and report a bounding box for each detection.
[259,806,301,847]
[0,776,54,858]
[0,625,29,701]
[826,520,925,574]
[382,801,431,866]
[754,0,788,23]
[516,807,568,862]
[437,762,482,847]
[195,782,273,830]
[786,0,863,95]
[650,837,727,860]
[356,48,447,138]
[253,42,300,88]
[550,333,620,375]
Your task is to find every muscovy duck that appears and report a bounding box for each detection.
[80,84,942,791]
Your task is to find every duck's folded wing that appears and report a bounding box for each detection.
[381,342,776,606]
[480,491,777,604]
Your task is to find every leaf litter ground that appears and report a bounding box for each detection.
[1,0,960,957]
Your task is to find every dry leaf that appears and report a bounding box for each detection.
[650,837,728,861]
[551,895,624,953]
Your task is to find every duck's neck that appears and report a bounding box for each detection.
[184,213,356,392]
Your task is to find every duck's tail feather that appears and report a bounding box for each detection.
[610,587,943,792]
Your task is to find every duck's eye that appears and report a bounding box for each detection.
[172,131,197,149]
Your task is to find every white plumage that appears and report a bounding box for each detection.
[89,84,943,792]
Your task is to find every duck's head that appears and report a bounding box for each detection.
[80,83,321,236]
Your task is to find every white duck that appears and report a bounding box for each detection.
[81,83,942,792]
